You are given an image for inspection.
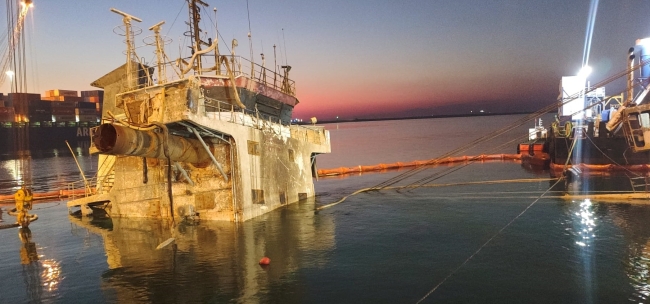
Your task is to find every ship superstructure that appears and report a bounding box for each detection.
[67,2,330,221]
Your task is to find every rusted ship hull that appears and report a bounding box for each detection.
[68,73,330,222]
[67,4,330,222]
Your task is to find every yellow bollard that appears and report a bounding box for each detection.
[15,185,33,227]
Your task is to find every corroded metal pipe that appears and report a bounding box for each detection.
[93,123,210,164]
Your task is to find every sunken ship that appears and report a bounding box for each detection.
[67,2,330,222]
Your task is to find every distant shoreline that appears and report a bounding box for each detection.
[305,111,551,125]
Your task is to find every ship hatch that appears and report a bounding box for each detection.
[622,104,650,152]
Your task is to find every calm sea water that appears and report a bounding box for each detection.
[2,114,650,303]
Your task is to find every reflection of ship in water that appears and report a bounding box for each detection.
[68,198,335,302]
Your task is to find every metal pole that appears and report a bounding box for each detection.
[189,127,229,182]
[65,140,90,194]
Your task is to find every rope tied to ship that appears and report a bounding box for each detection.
[415,176,565,303]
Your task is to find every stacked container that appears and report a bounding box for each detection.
[51,101,76,122]
[81,90,104,115]
[0,107,14,122]
[9,93,42,122]
[76,101,99,122]
[43,89,82,102]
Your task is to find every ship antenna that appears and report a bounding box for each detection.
[246,0,255,78]
[213,7,221,75]
[282,28,288,66]
[273,44,277,88]
[148,21,168,84]
[110,8,142,90]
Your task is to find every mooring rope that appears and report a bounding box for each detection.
[405,133,531,191]
[585,134,642,177]
[414,124,582,302]
[315,178,555,211]
[414,177,564,303]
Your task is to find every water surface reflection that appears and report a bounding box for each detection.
[69,198,334,303]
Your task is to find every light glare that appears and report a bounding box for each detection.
[578,66,592,78]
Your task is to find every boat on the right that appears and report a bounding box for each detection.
[527,37,650,183]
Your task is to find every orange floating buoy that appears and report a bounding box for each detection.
[259,257,270,265]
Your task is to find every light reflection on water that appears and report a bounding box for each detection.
[571,199,597,304]
[575,199,596,248]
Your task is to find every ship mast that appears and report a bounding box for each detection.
[149,21,168,84]
[187,0,209,74]
[110,8,142,90]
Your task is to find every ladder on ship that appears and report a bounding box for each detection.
[629,176,650,193]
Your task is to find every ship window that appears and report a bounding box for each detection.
[247,140,260,155]
[641,112,650,128]
[252,189,264,204]
[288,149,295,161]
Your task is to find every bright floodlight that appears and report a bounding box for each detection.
[638,37,650,47]
[578,65,592,78]
[6,70,14,78]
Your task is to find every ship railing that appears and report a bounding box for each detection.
[134,55,297,97]
[202,96,290,133]
[66,177,98,200]
[201,95,329,145]
[66,171,117,200]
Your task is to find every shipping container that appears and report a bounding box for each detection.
[76,101,96,109]
[78,114,99,122]
[0,114,13,122]
[8,93,41,103]
[50,101,76,108]
[26,100,52,122]
[83,96,100,103]
[43,95,82,102]
[46,89,78,97]
[52,108,75,115]
[53,114,76,122]
[0,107,15,122]
[64,96,83,102]
[77,108,97,115]
[80,90,104,98]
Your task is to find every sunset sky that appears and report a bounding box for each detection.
[3,0,650,120]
